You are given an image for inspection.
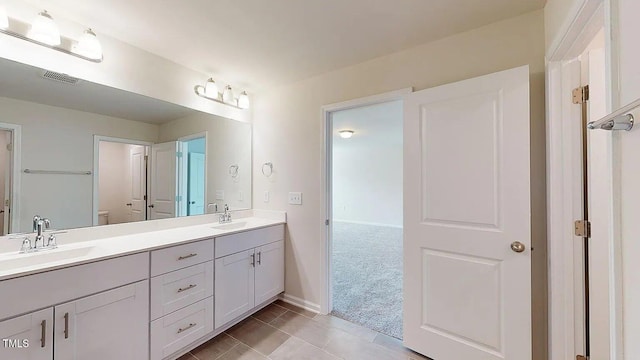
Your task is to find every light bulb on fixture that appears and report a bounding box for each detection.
[339,130,355,139]
[28,10,61,46]
[72,28,103,60]
[222,85,234,104]
[204,78,218,98]
[0,6,9,30]
[238,91,250,109]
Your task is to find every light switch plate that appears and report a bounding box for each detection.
[288,192,302,205]
[215,190,224,200]
[238,191,243,201]
[264,191,270,203]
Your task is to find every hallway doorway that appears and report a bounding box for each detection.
[328,100,404,339]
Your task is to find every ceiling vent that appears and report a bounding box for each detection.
[40,70,81,85]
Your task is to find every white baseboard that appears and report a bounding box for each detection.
[332,219,403,229]
[279,293,321,314]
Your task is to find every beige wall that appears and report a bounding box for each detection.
[252,9,547,358]
[0,96,158,232]
[545,0,583,54]
[159,113,252,212]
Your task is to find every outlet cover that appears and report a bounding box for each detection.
[288,192,302,205]
[264,191,270,203]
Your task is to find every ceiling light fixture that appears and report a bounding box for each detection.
[194,79,250,110]
[339,130,355,139]
[0,9,103,62]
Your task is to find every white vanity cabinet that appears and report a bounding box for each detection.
[214,225,285,328]
[0,253,150,360]
[54,281,149,360]
[0,308,53,360]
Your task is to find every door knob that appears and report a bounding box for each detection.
[148,204,155,208]
[510,241,526,253]
[126,203,132,206]
[190,201,196,204]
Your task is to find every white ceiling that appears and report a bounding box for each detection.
[0,57,196,123]
[333,100,402,148]
[23,0,545,90]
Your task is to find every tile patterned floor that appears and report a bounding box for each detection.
[178,300,431,360]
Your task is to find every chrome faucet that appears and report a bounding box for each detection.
[20,216,57,253]
[219,204,232,224]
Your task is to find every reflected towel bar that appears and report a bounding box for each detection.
[24,169,92,175]
[587,97,640,131]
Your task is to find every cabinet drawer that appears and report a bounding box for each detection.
[151,239,214,276]
[150,297,214,360]
[215,225,284,258]
[0,252,148,321]
[151,261,214,320]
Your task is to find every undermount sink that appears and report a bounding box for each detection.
[212,221,249,231]
[0,245,98,272]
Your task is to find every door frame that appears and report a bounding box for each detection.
[546,0,622,359]
[319,88,412,315]
[176,132,208,217]
[0,122,21,234]
[92,135,153,226]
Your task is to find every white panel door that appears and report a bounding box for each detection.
[54,281,149,360]
[214,250,255,328]
[188,152,206,216]
[403,66,531,360]
[129,145,147,222]
[0,308,53,360]
[150,142,177,220]
[255,240,285,304]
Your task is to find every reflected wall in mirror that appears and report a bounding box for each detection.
[0,57,252,234]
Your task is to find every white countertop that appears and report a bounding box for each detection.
[0,210,286,281]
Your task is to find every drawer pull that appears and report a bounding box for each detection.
[177,284,198,293]
[40,320,46,348]
[177,323,197,334]
[178,253,197,261]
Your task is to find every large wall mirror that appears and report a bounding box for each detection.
[0,57,251,234]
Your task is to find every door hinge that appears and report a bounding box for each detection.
[577,355,588,360]
[176,151,183,158]
[143,195,147,201]
[325,219,329,226]
[574,220,591,238]
[572,85,590,104]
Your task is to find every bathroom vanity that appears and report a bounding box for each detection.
[0,211,286,360]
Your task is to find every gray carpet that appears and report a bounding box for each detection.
[331,221,403,339]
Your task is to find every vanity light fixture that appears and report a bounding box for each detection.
[338,130,355,139]
[194,78,250,110]
[72,28,103,60]
[0,9,104,62]
[0,7,9,30]
[28,10,60,46]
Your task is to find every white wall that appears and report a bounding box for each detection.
[0,96,158,232]
[0,132,9,233]
[0,0,249,123]
[252,10,547,359]
[611,0,640,357]
[331,102,403,227]
[159,113,252,211]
